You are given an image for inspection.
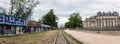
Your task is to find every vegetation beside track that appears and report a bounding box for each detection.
[64,31,83,44]
[0,31,48,44]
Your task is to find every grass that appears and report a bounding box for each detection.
[0,31,48,44]
[64,31,83,44]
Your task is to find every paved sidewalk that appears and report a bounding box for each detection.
[64,30,120,44]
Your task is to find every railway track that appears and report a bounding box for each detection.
[54,29,71,44]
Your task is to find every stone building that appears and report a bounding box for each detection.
[83,11,120,31]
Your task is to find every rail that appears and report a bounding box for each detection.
[53,29,71,44]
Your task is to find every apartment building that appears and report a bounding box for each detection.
[84,11,120,30]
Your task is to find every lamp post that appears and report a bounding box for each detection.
[101,16,103,31]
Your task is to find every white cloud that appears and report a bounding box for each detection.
[0,0,10,13]
[33,0,120,27]
[58,17,68,27]
[0,0,10,8]
[1,0,120,27]
[96,0,120,3]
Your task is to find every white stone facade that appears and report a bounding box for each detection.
[84,11,120,30]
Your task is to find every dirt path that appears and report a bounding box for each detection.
[65,29,120,44]
[37,30,57,44]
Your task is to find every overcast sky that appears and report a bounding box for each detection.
[1,0,120,26]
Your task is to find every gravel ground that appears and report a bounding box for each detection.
[76,30,120,36]
[65,29,120,44]
[37,30,57,44]
[56,30,68,44]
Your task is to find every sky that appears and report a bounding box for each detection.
[1,0,120,27]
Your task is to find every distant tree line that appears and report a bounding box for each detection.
[39,9,58,28]
[65,13,83,29]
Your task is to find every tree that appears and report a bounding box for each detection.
[9,0,39,20]
[65,13,82,28]
[42,9,58,27]
[38,19,43,23]
[65,22,73,28]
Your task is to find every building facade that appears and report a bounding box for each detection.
[83,11,120,31]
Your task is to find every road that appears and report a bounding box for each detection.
[64,29,120,44]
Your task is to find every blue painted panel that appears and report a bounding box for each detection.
[0,15,4,24]
[0,14,26,26]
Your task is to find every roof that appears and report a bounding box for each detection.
[96,11,119,16]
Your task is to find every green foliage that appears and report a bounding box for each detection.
[9,0,39,20]
[65,13,83,28]
[42,9,58,27]
[38,19,43,23]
